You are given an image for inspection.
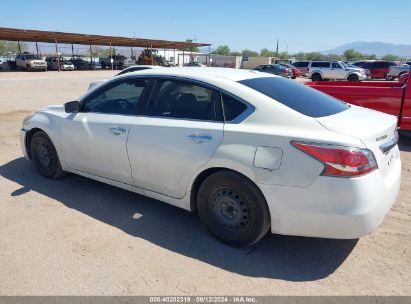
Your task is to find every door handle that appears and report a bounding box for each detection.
[187,134,212,144]
[108,127,126,136]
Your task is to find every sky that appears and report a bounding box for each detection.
[1,0,410,53]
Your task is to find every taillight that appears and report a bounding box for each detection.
[292,141,378,177]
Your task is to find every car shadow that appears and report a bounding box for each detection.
[0,157,358,282]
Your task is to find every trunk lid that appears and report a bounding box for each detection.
[316,105,399,180]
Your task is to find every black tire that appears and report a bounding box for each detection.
[101,62,106,69]
[30,131,66,179]
[197,170,270,246]
[118,62,124,70]
[311,73,322,81]
[347,74,359,82]
[291,76,296,79]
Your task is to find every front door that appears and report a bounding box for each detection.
[127,78,224,198]
[60,77,149,184]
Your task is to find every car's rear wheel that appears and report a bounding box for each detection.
[101,62,106,69]
[347,74,359,82]
[197,170,270,246]
[311,73,322,81]
[30,131,66,179]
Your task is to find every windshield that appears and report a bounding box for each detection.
[24,54,39,60]
[339,62,348,68]
[238,77,349,118]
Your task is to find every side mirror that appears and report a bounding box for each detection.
[64,101,80,113]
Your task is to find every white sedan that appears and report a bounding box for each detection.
[20,67,401,246]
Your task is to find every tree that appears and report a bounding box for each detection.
[260,48,276,57]
[343,48,364,60]
[241,49,259,57]
[294,52,307,60]
[364,54,376,60]
[382,54,399,61]
[184,39,199,52]
[305,52,326,61]
[326,54,343,61]
[212,45,231,56]
[230,51,242,56]
[0,41,27,54]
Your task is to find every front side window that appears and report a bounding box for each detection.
[82,78,148,115]
[145,79,222,121]
[331,62,342,69]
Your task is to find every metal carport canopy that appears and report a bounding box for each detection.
[0,27,210,49]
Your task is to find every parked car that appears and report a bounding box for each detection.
[254,64,292,78]
[386,64,410,80]
[60,60,75,71]
[292,61,310,76]
[70,56,92,70]
[354,61,399,79]
[87,65,163,90]
[278,62,302,79]
[306,73,411,130]
[100,55,135,70]
[15,53,47,71]
[21,67,400,246]
[308,61,367,81]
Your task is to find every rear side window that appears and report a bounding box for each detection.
[311,62,330,68]
[373,62,386,68]
[294,62,309,67]
[238,77,349,118]
[221,93,248,121]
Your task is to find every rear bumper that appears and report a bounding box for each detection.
[259,156,401,239]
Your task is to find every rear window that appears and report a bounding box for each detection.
[238,77,349,118]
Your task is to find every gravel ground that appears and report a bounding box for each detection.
[0,71,409,295]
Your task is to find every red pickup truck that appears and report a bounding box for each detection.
[306,73,411,131]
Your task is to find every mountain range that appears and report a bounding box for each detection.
[322,41,411,57]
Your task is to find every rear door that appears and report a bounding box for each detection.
[127,78,224,199]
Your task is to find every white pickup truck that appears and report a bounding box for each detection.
[387,64,410,80]
[16,53,47,71]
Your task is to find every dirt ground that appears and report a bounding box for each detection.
[0,71,410,295]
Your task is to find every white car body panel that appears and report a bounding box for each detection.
[128,117,223,198]
[21,67,401,239]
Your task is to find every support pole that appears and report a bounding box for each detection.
[35,41,39,57]
[109,42,113,70]
[150,44,153,66]
[54,39,60,72]
[71,44,74,58]
[89,45,92,70]
[131,46,133,59]
[208,45,211,66]
[182,50,185,66]
[173,48,176,66]
[18,41,21,53]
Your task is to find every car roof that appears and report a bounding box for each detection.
[123,67,276,82]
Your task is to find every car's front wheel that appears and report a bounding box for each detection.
[347,74,359,81]
[197,170,270,246]
[30,131,66,179]
[311,73,322,81]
